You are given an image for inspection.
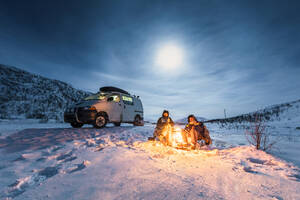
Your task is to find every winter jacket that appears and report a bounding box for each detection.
[185,121,210,141]
[156,116,174,131]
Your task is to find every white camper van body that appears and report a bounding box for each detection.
[64,87,144,128]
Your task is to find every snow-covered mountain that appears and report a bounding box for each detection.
[207,99,300,125]
[175,116,207,124]
[0,64,91,122]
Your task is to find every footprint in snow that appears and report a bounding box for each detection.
[247,158,266,165]
[51,145,64,152]
[243,166,258,174]
[63,156,77,163]
[5,182,27,198]
[95,146,105,152]
[56,151,73,161]
[12,155,27,162]
[240,160,258,174]
[38,166,60,178]
[85,139,97,147]
[268,195,284,200]
[4,165,60,198]
[37,150,77,163]
[66,160,91,174]
[36,157,46,162]
[288,173,300,182]
[40,145,64,157]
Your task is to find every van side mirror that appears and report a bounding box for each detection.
[107,97,114,102]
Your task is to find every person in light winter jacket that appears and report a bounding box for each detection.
[184,115,212,148]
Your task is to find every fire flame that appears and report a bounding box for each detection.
[172,127,185,146]
[161,125,187,148]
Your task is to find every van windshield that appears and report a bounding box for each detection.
[84,93,106,101]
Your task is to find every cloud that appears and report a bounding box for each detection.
[0,0,300,120]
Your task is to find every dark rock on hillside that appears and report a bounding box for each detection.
[0,64,91,122]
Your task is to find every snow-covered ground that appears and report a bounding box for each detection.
[0,120,299,200]
[206,120,300,168]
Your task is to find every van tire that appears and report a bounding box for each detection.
[94,113,107,128]
[71,122,83,128]
[114,122,121,126]
[134,115,144,126]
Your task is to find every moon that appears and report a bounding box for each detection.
[155,44,183,70]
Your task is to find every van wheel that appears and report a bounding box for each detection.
[71,122,83,128]
[134,116,144,126]
[114,122,121,126]
[94,113,107,128]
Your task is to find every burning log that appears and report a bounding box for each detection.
[159,125,191,149]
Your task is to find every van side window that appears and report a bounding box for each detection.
[122,96,133,105]
[107,95,120,103]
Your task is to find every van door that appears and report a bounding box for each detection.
[106,94,123,122]
[121,95,135,122]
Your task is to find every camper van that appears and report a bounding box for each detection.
[64,87,144,128]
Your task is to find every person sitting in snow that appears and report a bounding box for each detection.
[149,110,174,141]
[184,115,212,148]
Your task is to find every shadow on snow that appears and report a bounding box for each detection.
[0,127,135,153]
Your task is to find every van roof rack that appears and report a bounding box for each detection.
[99,86,130,95]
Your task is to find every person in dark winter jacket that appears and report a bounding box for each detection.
[151,110,174,140]
[184,115,212,148]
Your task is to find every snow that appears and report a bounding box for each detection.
[0,119,71,139]
[0,121,299,199]
[206,120,300,168]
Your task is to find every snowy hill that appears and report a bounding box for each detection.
[175,116,207,124]
[207,99,300,124]
[0,64,91,122]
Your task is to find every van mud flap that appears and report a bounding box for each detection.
[74,108,83,124]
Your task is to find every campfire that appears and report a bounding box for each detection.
[160,125,189,148]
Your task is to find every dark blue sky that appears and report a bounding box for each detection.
[1,0,300,120]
